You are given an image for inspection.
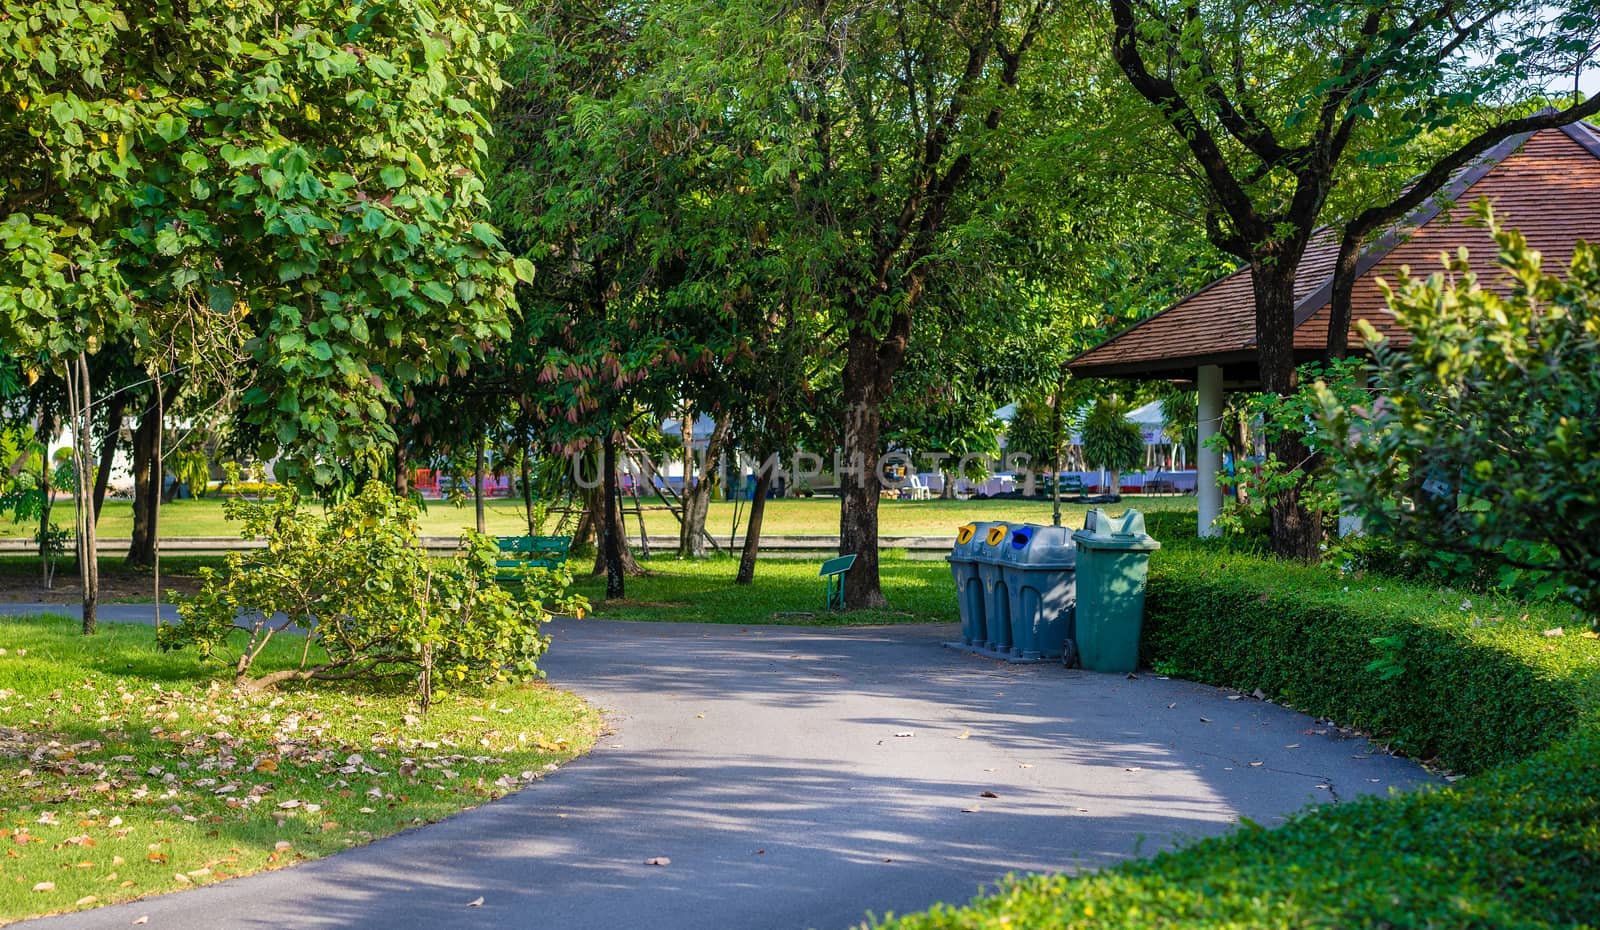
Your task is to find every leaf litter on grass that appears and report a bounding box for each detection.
[0,619,600,922]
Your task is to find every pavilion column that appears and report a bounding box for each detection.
[1196,364,1223,538]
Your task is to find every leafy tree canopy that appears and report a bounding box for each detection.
[1,0,531,486]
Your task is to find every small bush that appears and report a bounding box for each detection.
[158,482,585,700]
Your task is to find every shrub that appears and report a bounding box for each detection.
[157,482,585,701]
[1321,206,1600,618]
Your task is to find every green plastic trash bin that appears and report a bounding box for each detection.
[998,524,1077,661]
[946,522,996,647]
[1071,509,1160,673]
[975,523,1013,654]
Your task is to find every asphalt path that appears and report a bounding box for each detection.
[9,611,1438,930]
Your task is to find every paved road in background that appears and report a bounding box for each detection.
[13,613,1437,930]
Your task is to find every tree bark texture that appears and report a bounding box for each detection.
[678,416,730,558]
[91,394,124,523]
[473,429,487,535]
[1252,262,1322,561]
[838,320,907,610]
[126,384,178,567]
[600,432,625,598]
[735,468,774,585]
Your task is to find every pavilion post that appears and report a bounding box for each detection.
[1196,364,1223,538]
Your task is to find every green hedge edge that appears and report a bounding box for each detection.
[872,537,1600,930]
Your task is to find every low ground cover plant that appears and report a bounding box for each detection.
[0,617,600,922]
[871,538,1600,929]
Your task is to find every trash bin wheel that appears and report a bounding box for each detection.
[1061,639,1078,669]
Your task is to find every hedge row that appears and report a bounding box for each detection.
[873,540,1600,930]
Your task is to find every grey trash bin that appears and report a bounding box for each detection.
[945,522,994,647]
[1072,509,1161,674]
[999,524,1078,662]
[974,523,1013,655]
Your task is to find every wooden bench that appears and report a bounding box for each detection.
[495,535,572,581]
[820,554,857,611]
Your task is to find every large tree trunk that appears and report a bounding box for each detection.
[838,330,889,609]
[735,468,774,585]
[91,394,124,523]
[678,416,730,558]
[1253,261,1322,561]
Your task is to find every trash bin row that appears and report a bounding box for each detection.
[946,509,1159,672]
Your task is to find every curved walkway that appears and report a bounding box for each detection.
[23,616,1437,930]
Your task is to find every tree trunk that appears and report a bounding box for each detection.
[473,429,487,535]
[66,354,98,634]
[678,416,730,558]
[521,452,536,536]
[735,468,774,585]
[126,394,161,567]
[91,394,124,523]
[1252,261,1322,561]
[600,432,625,598]
[394,440,411,496]
[34,410,56,587]
[940,467,956,499]
[838,329,889,609]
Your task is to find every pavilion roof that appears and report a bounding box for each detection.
[1067,122,1600,384]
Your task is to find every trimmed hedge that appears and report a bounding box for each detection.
[1142,547,1594,773]
[873,538,1600,930]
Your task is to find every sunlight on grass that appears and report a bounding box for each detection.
[570,555,959,625]
[0,617,600,923]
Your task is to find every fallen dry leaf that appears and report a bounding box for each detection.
[32,881,55,892]
[132,918,149,926]
[645,857,671,866]
[979,791,999,798]
[955,730,969,740]
[465,897,484,907]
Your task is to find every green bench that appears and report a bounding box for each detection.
[820,554,857,610]
[495,535,572,581]
[1051,475,1085,499]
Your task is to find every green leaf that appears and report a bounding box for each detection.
[380,166,407,189]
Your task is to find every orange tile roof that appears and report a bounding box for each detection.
[1069,123,1600,381]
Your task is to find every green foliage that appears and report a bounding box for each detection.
[2,1,529,484]
[873,541,1600,930]
[1210,358,1368,536]
[1002,396,1064,475]
[1322,208,1600,618]
[1079,395,1144,475]
[158,483,585,696]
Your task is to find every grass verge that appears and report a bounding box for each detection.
[0,616,601,923]
[871,538,1600,930]
[570,554,959,625]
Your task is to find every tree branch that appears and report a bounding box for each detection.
[1325,97,1600,356]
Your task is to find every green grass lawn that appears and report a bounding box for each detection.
[0,616,600,923]
[570,554,960,626]
[6,495,1195,543]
